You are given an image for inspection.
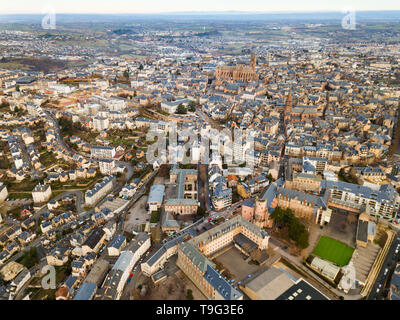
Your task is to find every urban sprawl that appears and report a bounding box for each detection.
[0,15,399,301]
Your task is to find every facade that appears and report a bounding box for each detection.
[8,269,31,300]
[324,180,400,221]
[302,157,327,174]
[212,183,232,211]
[241,198,272,229]
[107,234,126,256]
[81,228,106,255]
[216,54,258,82]
[141,232,189,277]
[164,168,198,215]
[99,159,115,175]
[161,98,190,114]
[32,184,52,204]
[93,117,109,131]
[85,176,116,206]
[285,173,322,194]
[90,145,116,159]
[356,209,377,248]
[177,216,269,300]
[0,183,8,204]
[273,188,332,226]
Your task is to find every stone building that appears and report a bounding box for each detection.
[216,54,258,82]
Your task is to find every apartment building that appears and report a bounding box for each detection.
[90,145,116,159]
[324,180,400,221]
[32,184,52,204]
[85,176,116,206]
[93,117,109,131]
[212,184,232,211]
[99,159,115,175]
[0,183,8,204]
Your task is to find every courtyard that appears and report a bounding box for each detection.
[213,246,260,282]
[325,210,358,247]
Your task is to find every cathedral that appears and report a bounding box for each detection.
[215,54,258,82]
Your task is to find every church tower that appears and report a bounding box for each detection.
[250,54,257,72]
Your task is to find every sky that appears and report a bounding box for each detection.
[0,0,400,14]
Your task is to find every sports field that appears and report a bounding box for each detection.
[312,236,354,266]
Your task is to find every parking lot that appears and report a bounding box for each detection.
[124,195,149,233]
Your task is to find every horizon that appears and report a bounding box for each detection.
[1,0,400,15]
[1,9,400,15]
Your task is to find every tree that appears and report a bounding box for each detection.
[176,104,187,114]
[266,173,274,182]
[271,206,309,249]
[123,69,130,79]
[186,289,194,300]
[188,101,196,112]
[197,206,206,217]
[15,84,20,92]
[138,64,144,70]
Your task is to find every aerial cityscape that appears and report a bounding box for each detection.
[0,1,400,305]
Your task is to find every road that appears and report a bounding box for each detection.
[368,230,400,300]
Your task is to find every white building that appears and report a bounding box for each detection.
[90,145,116,159]
[9,269,31,300]
[48,84,74,94]
[85,176,116,206]
[32,184,52,204]
[93,117,109,132]
[99,159,116,175]
[0,183,8,204]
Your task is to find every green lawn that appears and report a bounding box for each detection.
[312,236,354,266]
